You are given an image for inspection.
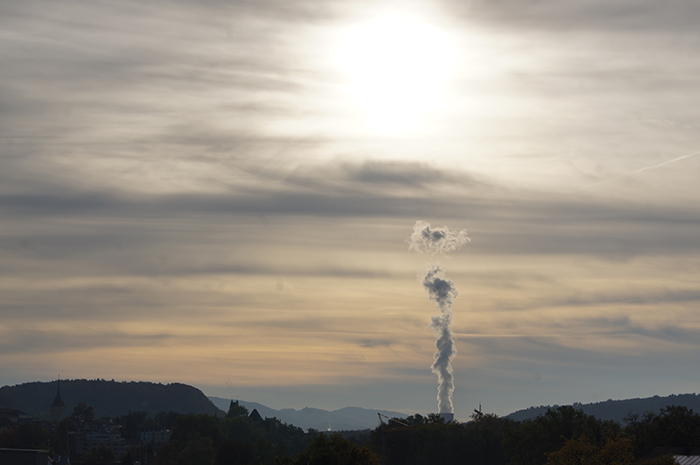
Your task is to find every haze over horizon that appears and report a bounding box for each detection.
[2,0,700,421]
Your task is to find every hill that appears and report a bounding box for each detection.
[0,379,223,418]
[506,393,700,424]
[208,396,407,431]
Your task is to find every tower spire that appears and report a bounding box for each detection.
[51,376,66,423]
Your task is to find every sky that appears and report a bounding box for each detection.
[1,0,700,421]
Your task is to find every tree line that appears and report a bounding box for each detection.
[371,406,692,465]
[3,401,700,464]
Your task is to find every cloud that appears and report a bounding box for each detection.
[1,0,700,415]
[342,160,467,186]
[0,327,175,356]
[248,159,487,198]
[356,338,395,348]
[408,221,470,255]
[2,171,700,265]
[451,0,700,32]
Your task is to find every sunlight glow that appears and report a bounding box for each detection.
[336,14,456,135]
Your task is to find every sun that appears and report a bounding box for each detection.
[335,13,456,135]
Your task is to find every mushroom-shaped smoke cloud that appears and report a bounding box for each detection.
[408,220,470,254]
[408,221,469,416]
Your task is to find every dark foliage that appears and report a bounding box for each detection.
[155,412,316,465]
[83,444,117,465]
[368,412,515,465]
[508,393,700,424]
[624,405,700,457]
[276,433,380,465]
[0,379,222,417]
[503,406,621,465]
[0,422,53,452]
[4,391,700,465]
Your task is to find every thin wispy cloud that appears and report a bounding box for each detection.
[1,0,700,416]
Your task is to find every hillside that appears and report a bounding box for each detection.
[506,393,700,424]
[0,379,223,418]
[208,396,407,431]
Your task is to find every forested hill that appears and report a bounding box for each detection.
[0,379,223,418]
[506,393,700,423]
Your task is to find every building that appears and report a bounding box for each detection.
[0,408,28,432]
[0,448,50,465]
[648,447,700,464]
[73,433,126,458]
[138,428,171,449]
[50,380,66,424]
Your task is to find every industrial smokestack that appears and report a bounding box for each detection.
[408,221,469,417]
[439,412,454,422]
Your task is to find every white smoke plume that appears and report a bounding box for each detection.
[424,265,458,414]
[408,221,469,416]
[408,220,470,255]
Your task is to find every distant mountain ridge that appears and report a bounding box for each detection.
[208,396,406,431]
[0,379,223,418]
[506,393,700,424]
[8,379,696,429]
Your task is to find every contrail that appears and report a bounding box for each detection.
[595,150,700,186]
[408,221,469,415]
[631,151,700,174]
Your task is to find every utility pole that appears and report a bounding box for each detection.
[377,413,411,465]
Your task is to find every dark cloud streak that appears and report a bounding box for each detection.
[450,0,700,32]
[2,165,700,261]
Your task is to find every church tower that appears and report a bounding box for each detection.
[50,378,66,423]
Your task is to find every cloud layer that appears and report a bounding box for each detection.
[1,0,700,416]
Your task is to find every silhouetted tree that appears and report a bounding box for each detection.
[277,433,380,465]
[214,439,255,465]
[503,406,621,465]
[83,444,117,465]
[545,436,634,465]
[155,411,180,429]
[170,414,224,450]
[179,433,216,465]
[624,405,700,457]
[55,418,77,454]
[123,410,149,439]
[368,413,512,465]
[13,422,53,451]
